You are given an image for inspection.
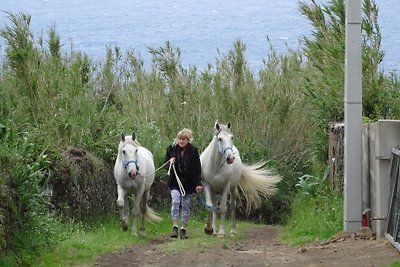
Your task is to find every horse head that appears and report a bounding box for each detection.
[120,132,140,178]
[215,121,235,164]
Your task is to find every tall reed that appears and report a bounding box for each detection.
[0,1,398,263]
[299,0,386,174]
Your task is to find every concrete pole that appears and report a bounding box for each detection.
[344,0,362,232]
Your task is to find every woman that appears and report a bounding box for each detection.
[164,128,203,239]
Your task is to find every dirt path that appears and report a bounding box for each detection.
[96,226,400,267]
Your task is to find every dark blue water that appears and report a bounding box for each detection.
[0,0,398,73]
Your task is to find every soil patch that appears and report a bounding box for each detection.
[96,226,400,267]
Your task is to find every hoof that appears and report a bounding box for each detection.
[217,233,225,238]
[204,227,213,235]
[230,231,238,237]
[131,231,138,236]
[139,227,146,236]
[131,228,138,236]
[122,222,128,232]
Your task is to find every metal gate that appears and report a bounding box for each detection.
[386,147,400,251]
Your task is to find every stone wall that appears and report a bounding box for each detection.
[328,123,344,190]
[49,148,117,218]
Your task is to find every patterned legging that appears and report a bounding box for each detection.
[170,189,191,226]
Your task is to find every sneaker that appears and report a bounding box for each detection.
[179,228,188,239]
[171,226,178,238]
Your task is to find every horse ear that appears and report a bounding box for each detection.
[227,122,231,129]
[132,132,136,141]
[215,121,220,131]
[121,133,125,142]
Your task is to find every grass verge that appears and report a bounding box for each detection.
[279,192,343,245]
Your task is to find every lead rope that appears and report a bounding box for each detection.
[167,163,186,197]
[146,161,169,178]
[196,158,226,212]
[135,161,170,179]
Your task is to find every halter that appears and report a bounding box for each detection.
[124,159,140,173]
[220,146,233,155]
[216,130,234,156]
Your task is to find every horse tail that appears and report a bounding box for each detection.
[145,205,163,222]
[238,161,282,214]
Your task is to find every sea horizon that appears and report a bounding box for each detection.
[0,0,398,74]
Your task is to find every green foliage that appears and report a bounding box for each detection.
[0,127,65,266]
[300,0,386,170]
[0,0,399,263]
[385,261,400,267]
[1,12,40,124]
[280,189,343,245]
[282,166,342,245]
[295,175,320,197]
[295,167,329,198]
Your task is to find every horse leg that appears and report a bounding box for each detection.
[131,186,145,236]
[203,188,217,235]
[217,186,231,238]
[229,188,238,237]
[204,210,213,235]
[139,190,150,235]
[211,210,218,236]
[122,195,130,231]
[116,185,129,231]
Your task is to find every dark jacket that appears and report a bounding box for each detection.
[164,143,202,195]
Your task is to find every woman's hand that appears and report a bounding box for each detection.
[169,157,176,165]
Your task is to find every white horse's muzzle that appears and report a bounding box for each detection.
[222,147,235,164]
[226,156,235,164]
[128,170,138,178]
[124,160,139,178]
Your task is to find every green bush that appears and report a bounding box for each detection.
[0,0,399,263]
[280,189,343,245]
[281,168,343,244]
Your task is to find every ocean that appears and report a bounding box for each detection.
[0,0,398,74]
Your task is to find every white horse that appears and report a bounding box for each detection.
[114,132,162,236]
[200,122,282,237]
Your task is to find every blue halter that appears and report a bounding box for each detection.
[216,130,234,155]
[220,146,233,155]
[124,159,140,172]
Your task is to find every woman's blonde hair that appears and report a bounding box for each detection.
[173,128,193,145]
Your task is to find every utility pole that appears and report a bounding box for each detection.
[344,0,362,232]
